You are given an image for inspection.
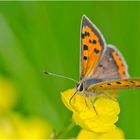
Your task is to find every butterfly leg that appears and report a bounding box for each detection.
[83,93,90,109]
[69,90,78,106]
[76,91,89,109]
[104,93,117,102]
[89,96,98,115]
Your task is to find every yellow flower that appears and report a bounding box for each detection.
[10,113,52,139]
[0,116,15,138]
[0,113,52,139]
[0,76,17,113]
[77,127,125,139]
[0,76,53,139]
[61,88,120,133]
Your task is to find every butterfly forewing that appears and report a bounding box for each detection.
[80,16,106,80]
[87,78,140,91]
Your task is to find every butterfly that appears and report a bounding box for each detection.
[70,15,140,109]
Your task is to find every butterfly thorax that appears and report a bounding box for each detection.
[76,78,103,93]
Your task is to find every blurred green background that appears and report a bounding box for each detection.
[0,1,140,139]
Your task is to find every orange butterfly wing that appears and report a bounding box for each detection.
[80,16,106,80]
[112,49,128,79]
[87,78,140,91]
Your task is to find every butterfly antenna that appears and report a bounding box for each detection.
[44,70,78,84]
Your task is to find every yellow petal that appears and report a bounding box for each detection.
[61,88,120,133]
[77,127,125,139]
[61,88,76,111]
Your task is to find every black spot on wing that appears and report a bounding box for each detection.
[107,83,111,85]
[83,56,88,60]
[92,40,96,44]
[129,81,135,83]
[116,81,121,84]
[83,45,88,50]
[85,31,90,36]
[81,32,90,39]
[94,48,100,54]
[89,39,96,44]
[89,39,91,43]
[82,16,105,48]
[98,64,105,70]
[98,64,103,67]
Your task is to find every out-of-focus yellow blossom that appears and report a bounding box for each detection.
[0,116,15,138]
[0,76,17,113]
[16,116,52,138]
[0,76,53,139]
[61,88,120,133]
[10,113,52,139]
[77,127,125,139]
[0,113,52,139]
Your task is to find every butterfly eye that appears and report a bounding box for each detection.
[79,84,83,91]
[77,83,83,92]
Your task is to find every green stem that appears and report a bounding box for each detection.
[52,121,75,139]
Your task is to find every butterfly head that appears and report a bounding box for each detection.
[76,82,84,93]
[76,78,103,93]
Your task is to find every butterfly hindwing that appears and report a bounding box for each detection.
[87,78,140,91]
[80,16,106,80]
[91,45,129,82]
[111,46,129,79]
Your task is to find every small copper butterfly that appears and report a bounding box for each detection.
[69,15,140,108]
[44,15,140,110]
